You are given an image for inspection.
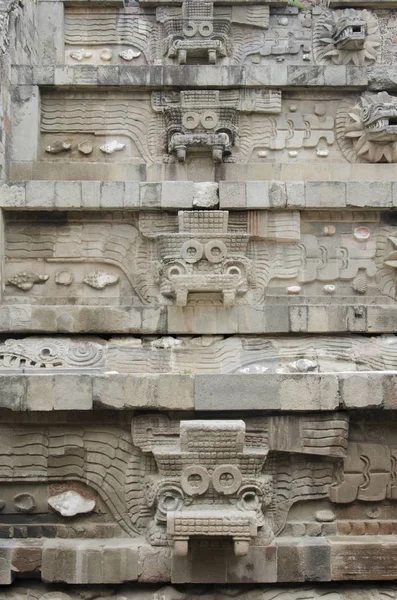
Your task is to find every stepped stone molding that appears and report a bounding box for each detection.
[13,63,371,87]
[3,303,397,334]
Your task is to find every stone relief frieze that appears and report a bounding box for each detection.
[0,337,106,370]
[4,209,300,306]
[63,2,270,67]
[5,210,397,306]
[156,0,270,65]
[64,7,154,66]
[0,412,348,552]
[1,584,397,600]
[40,89,285,165]
[2,409,397,559]
[132,413,348,555]
[2,334,397,374]
[151,89,282,164]
[40,90,397,166]
[62,4,394,67]
[3,412,397,551]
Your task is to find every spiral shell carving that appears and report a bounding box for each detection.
[66,342,104,367]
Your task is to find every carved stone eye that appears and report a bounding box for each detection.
[239,490,260,511]
[360,106,371,122]
[166,261,187,279]
[198,22,213,37]
[204,240,227,263]
[181,465,210,496]
[181,240,204,263]
[182,22,198,37]
[182,111,200,129]
[200,110,219,130]
[212,465,242,495]
[156,486,184,521]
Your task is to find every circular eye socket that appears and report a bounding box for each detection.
[157,486,184,521]
[199,22,213,36]
[183,21,198,37]
[167,264,185,278]
[212,465,242,495]
[181,465,210,496]
[227,266,241,277]
[204,240,227,263]
[200,110,219,130]
[181,239,204,263]
[241,491,260,510]
[182,111,200,130]
[161,493,180,511]
[38,346,58,361]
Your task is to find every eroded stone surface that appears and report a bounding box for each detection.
[3,0,397,590]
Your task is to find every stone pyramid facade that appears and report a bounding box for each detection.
[1,0,397,597]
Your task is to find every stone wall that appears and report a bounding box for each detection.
[2,0,397,595]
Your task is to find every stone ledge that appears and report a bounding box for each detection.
[0,304,396,334]
[3,536,397,584]
[0,181,200,210]
[11,65,369,89]
[220,180,397,209]
[0,371,396,411]
[330,0,397,6]
[4,180,397,210]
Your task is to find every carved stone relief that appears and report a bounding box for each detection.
[0,412,349,551]
[62,5,393,67]
[2,334,397,374]
[64,7,153,65]
[3,412,397,554]
[313,8,380,66]
[5,209,397,306]
[40,90,397,166]
[337,92,397,163]
[3,411,397,565]
[1,584,397,600]
[40,89,284,165]
[132,413,348,555]
[0,337,106,370]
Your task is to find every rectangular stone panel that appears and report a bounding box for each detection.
[0,412,397,582]
[12,85,397,181]
[2,209,397,314]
